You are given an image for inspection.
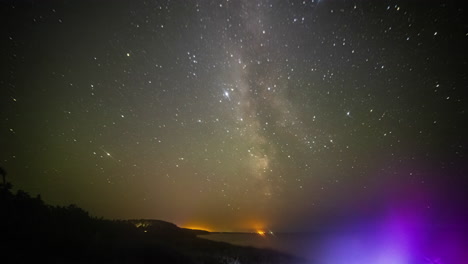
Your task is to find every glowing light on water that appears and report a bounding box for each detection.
[318,230,412,264]
[313,207,466,264]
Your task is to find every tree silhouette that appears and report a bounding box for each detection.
[0,167,5,185]
[0,167,11,190]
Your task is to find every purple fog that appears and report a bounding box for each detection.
[315,183,467,264]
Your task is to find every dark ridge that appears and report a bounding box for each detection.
[0,183,306,264]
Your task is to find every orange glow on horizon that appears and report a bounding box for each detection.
[181,219,268,233]
[182,225,213,232]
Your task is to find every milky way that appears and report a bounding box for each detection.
[1,0,467,231]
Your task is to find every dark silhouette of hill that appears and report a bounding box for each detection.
[0,182,305,264]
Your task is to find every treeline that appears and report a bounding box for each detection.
[1,185,145,262]
[0,184,305,264]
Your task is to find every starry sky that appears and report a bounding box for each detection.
[1,0,467,232]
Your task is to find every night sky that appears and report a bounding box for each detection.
[1,0,467,232]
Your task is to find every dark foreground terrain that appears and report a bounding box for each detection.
[0,184,305,264]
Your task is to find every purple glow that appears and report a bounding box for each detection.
[318,227,411,264]
[314,205,467,264]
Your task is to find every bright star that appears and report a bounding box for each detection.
[100,147,114,159]
[223,90,231,100]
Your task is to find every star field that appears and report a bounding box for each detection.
[1,0,467,231]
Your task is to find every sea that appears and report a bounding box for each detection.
[199,232,320,261]
[199,229,467,263]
